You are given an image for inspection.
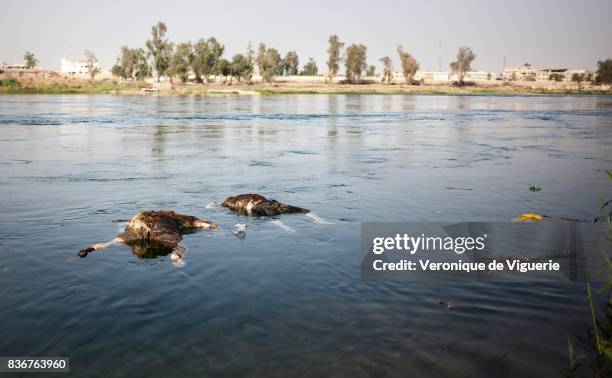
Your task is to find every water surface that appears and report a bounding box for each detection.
[0,94,611,377]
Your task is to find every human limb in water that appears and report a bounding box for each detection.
[77,237,125,257]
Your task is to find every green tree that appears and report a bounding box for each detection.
[111,63,124,79]
[271,49,285,76]
[596,59,612,84]
[23,51,38,69]
[229,53,253,83]
[112,47,150,80]
[572,72,586,90]
[145,21,173,82]
[257,43,281,83]
[327,35,344,82]
[380,56,392,83]
[256,43,266,79]
[397,46,419,84]
[281,51,299,75]
[301,58,318,76]
[449,46,476,85]
[132,48,150,81]
[216,58,231,84]
[191,37,224,83]
[344,44,367,83]
[244,43,255,83]
[549,73,563,82]
[84,50,101,81]
[170,42,192,83]
[111,46,133,79]
[366,65,376,77]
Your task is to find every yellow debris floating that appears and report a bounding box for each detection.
[514,213,543,222]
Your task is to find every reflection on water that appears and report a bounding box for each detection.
[126,241,174,259]
[0,94,611,377]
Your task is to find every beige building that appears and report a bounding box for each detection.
[1,63,28,71]
[503,64,593,82]
[410,70,494,83]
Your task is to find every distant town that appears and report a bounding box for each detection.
[1,58,604,86]
[1,21,611,94]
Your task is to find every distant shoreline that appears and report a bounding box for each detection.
[1,77,610,96]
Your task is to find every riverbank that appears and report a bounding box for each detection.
[0,77,140,94]
[1,75,610,95]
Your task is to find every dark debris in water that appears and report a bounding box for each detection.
[439,299,457,310]
[0,159,33,165]
[248,160,274,167]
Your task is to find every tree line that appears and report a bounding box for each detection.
[15,21,612,85]
[112,22,319,84]
[111,22,477,85]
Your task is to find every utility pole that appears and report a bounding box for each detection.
[438,40,442,72]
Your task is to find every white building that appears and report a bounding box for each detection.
[60,58,98,75]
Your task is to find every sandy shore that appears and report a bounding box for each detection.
[1,74,610,95]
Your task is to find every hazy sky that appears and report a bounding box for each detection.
[1,0,611,73]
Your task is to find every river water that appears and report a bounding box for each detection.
[0,94,611,377]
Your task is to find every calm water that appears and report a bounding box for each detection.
[0,94,611,377]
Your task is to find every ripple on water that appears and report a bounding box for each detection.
[0,94,610,377]
[248,160,274,167]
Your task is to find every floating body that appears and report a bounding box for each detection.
[222,194,309,216]
[77,210,216,266]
